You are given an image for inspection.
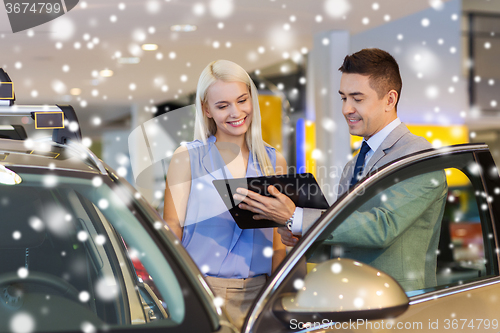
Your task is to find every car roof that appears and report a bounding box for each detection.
[0,137,102,174]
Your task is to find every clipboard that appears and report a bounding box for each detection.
[213,173,329,229]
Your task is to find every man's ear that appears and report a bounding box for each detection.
[386,90,398,111]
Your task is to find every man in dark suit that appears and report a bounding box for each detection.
[234,48,448,290]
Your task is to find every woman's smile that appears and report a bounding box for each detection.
[228,116,247,127]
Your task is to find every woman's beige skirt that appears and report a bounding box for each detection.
[205,275,267,329]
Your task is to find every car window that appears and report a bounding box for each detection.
[305,152,497,296]
[309,169,449,292]
[0,171,186,332]
[122,239,170,321]
[436,168,489,291]
[243,149,500,332]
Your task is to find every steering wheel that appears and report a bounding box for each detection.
[0,271,81,302]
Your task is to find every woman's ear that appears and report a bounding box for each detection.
[203,104,212,118]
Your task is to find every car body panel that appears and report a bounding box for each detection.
[0,138,100,173]
[333,278,500,332]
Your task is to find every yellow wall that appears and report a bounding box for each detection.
[305,121,316,177]
[351,124,469,187]
[258,95,282,152]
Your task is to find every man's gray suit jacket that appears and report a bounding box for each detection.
[302,123,448,290]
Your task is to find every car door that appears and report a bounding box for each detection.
[242,144,500,333]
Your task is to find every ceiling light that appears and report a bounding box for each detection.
[142,44,158,51]
[118,57,140,64]
[99,69,114,77]
[170,24,197,32]
[70,88,81,96]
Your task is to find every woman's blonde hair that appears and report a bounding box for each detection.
[193,60,274,176]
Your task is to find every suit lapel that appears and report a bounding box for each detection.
[338,159,355,194]
[362,148,385,177]
[363,123,410,176]
[337,123,410,196]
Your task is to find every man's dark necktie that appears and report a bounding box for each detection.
[349,141,371,188]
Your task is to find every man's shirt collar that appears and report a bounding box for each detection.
[364,118,401,153]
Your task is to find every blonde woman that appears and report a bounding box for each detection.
[163,60,287,328]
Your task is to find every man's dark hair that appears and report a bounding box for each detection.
[339,48,402,110]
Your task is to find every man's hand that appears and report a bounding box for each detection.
[234,185,296,224]
[277,227,300,246]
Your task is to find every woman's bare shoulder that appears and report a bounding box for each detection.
[167,145,191,182]
[274,150,288,174]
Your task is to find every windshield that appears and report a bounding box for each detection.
[0,168,185,332]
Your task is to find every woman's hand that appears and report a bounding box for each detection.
[277,227,300,246]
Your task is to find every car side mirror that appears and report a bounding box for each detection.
[273,258,409,325]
